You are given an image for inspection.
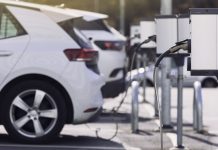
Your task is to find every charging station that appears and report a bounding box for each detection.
[140,21,156,49]
[156,15,189,55]
[155,15,177,130]
[178,14,190,42]
[156,15,177,55]
[130,25,141,46]
[139,20,156,61]
[155,14,190,150]
[134,21,156,102]
[190,8,218,76]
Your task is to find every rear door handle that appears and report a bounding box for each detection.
[0,50,13,56]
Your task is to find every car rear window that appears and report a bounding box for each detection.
[74,19,111,32]
[59,19,93,49]
[0,6,27,39]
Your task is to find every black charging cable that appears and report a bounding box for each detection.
[112,35,156,112]
[94,35,157,140]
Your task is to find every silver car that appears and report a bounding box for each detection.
[127,64,218,88]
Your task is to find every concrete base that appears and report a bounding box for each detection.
[170,146,189,150]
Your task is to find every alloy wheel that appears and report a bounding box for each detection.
[9,89,58,138]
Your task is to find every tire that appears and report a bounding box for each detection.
[202,79,218,88]
[1,80,66,143]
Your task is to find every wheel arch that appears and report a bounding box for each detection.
[0,74,74,124]
[202,77,218,87]
[146,79,154,87]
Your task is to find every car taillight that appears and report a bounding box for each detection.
[64,49,98,62]
[95,41,125,51]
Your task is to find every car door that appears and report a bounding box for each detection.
[0,5,29,84]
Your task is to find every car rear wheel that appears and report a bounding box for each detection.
[202,78,218,88]
[2,80,66,143]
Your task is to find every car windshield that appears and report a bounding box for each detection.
[74,19,111,32]
[58,19,93,49]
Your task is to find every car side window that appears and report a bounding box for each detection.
[0,6,26,39]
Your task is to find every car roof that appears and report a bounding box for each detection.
[0,0,82,22]
[65,8,108,22]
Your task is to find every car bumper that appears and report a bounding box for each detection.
[101,78,126,98]
[61,63,105,124]
[98,50,126,82]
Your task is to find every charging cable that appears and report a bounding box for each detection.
[153,40,189,150]
[113,35,156,112]
[95,35,157,141]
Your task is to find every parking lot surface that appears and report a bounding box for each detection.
[0,88,218,150]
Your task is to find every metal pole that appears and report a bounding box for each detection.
[131,81,139,133]
[94,0,99,12]
[154,68,159,117]
[193,81,203,132]
[142,53,147,102]
[160,0,173,129]
[193,82,198,130]
[136,54,141,81]
[119,0,125,35]
[170,56,189,150]
[160,0,172,15]
[161,60,172,127]
[177,65,183,147]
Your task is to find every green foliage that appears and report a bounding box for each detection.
[23,0,218,35]
[23,0,160,35]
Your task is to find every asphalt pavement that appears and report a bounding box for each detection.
[0,87,218,150]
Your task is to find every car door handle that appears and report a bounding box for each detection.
[0,50,13,56]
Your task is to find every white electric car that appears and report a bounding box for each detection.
[66,9,127,98]
[0,0,104,143]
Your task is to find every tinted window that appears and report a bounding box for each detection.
[59,19,93,49]
[0,6,26,39]
[74,19,110,32]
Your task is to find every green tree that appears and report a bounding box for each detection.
[23,0,160,35]
[23,0,218,36]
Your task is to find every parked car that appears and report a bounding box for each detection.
[126,65,155,87]
[0,0,104,143]
[65,9,127,98]
[127,64,218,88]
[171,67,218,88]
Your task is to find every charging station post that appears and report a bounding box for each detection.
[142,53,147,102]
[156,15,177,129]
[130,25,140,47]
[170,14,190,150]
[171,54,189,150]
[159,0,173,130]
[156,13,190,150]
[131,81,139,133]
[136,54,142,82]
[171,15,190,150]
[140,21,156,102]
[189,8,218,76]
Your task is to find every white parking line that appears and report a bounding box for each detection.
[166,133,177,147]
[0,144,125,150]
[144,103,177,147]
[143,103,155,118]
[208,130,218,135]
